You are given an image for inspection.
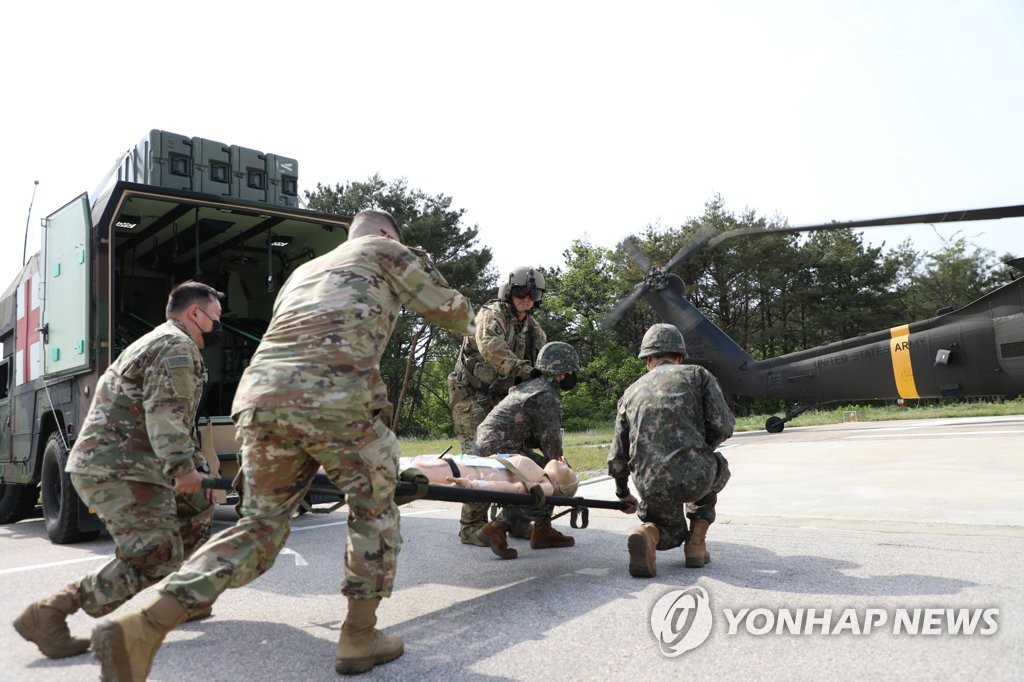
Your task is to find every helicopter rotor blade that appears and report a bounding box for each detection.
[602,283,649,330]
[661,225,719,274]
[620,236,653,273]
[603,203,1024,330]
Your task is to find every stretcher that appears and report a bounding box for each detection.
[202,468,629,529]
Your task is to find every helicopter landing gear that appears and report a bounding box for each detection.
[764,403,816,433]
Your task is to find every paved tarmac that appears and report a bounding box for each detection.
[1,415,1021,681]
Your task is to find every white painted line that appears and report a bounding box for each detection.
[0,554,113,576]
[845,430,1024,439]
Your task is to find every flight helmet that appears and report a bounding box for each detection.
[498,267,545,306]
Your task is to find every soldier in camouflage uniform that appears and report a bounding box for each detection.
[473,341,581,559]
[448,266,547,545]
[14,281,222,660]
[90,209,475,680]
[607,323,734,578]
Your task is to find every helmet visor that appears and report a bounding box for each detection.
[510,285,541,300]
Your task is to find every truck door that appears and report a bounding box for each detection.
[42,194,92,377]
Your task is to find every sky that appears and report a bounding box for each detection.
[2,0,1022,291]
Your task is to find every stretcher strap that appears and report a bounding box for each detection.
[493,457,547,512]
[393,467,430,505]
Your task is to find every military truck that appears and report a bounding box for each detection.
[0,130,351,543]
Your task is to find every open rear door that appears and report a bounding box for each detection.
[42,194,91,377]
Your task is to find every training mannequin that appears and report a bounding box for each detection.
[400,455,579,497]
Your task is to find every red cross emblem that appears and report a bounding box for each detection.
[15,270,42,386]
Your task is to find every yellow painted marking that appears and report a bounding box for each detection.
[889,324,920,399]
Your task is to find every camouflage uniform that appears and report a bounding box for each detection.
[159,235,474,607]
[448,300,545,539]
[63,320,213,617]
[607,360,735,550]
[474,376,564,530]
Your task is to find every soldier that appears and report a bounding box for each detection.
[89,209,475,679]
[607,323,735,578]
[14,281,221,659]
[473,341,581,559]
[448,266,547,545]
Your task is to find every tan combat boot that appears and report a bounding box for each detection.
[91,592,189,682]
[684,518,711,568]
[13,590,91,659]
[530,519,575,549]
[335,597,404,675]
[627,523,660,578]
[476,521,518,559]
[186,604,214,621]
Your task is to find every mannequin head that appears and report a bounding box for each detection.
[545,460,579,496]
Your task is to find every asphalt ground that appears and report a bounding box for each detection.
[1,415,1021,681]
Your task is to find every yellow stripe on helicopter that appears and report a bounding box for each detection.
[889,324,920,399]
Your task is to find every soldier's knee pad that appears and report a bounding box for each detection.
[711,451,731,493]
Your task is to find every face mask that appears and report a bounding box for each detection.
[202,320,224,348]
[559,373,578,391]
[196,307,224,347]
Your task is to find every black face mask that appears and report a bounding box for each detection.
[559,373,578,391]
[202,320,224,348]
[196,307,224,347]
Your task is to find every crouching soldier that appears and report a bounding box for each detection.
[608,324,735,577]
[473,341,581,559]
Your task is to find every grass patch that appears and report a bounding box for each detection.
[399,398,1024,477]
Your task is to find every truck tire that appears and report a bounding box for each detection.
[41,432,99,544]
[0,483,39,524]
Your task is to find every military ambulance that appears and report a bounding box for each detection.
[0,130,350,543]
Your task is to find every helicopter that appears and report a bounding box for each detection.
[605,205,1024,432]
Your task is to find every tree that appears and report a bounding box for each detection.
[901,234,1000,319]
[535,240,646,428]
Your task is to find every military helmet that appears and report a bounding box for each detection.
[637,323,687,358]
[535,341,581,374]
[498,266,545,304]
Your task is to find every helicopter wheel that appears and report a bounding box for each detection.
[765,416,785,434]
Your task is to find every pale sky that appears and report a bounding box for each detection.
[2,0,1021,292]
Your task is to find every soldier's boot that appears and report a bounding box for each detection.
[335,597,404,675]
[13,590,91,659]
[627,523,660,578]
[530,519,575,549]
[476,521,518,559]
[460,528,488,547]
[508,522,534,540]
[684,519,711,568]
[459,502,489,546]
[91,592,189,682]
[186,604,214,621]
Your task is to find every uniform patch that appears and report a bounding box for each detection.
[165,356,198,398]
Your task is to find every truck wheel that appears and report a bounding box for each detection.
[41,433,99,544]
[0,483,39,524]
